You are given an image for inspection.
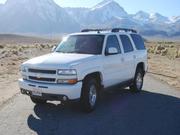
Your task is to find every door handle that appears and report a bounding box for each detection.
[121,57,124,62]
[133,55,136,59]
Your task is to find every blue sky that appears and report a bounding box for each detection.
[0,0,179,17]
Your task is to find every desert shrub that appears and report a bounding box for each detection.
[177,49,180,58]
[154,45,161,54]
[11,50,18,55]
[169,45,174,48]
[167,48,178,59]
[12,62,16,65]
[156,45,165,51]
[0,45,4,49]
[40,44,45,48]
[164,41,174,44]
[10,46,19,49]
[18,47,23,52]
[148,47,155,53]
[155,50,161,55]
[1,50,6,54]
[161,48,168,56]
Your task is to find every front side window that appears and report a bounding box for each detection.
[120,35,134,53]
[55,35,104,55]
[105,35,121,54]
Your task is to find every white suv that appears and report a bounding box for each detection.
[19,28,148,112]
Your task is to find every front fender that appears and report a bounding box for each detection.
[78,66,103,81]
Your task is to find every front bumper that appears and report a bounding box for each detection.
[18,79,82,100]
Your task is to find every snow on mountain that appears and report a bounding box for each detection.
[132,11,150,23]
[132,11,170,25]
[0,0,80,33]
[149,13,170,24]
[91,0,127,17]
[65,7,89,24]
[170,16,180,23]
[91,0,113,10]
[65,0,129,27]
[0,0,179,36]
[88,0,128,21]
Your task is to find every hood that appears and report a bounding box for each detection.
[23,52,96,69]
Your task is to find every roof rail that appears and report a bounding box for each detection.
[111,28,137,33]
[81,28,137,33]
[81,29,111,33]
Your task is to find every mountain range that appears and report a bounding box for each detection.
[0,0,180,37]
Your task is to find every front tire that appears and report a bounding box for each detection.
[30,96,47,104]
[80,77,99,112]
[130,67,144,92]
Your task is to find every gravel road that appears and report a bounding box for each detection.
[0,74,180,135]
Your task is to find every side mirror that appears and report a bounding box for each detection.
[51,46,57,52]
[106,47,118,55]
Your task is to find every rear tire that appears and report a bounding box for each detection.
[80,77,99,112]
[30,96,47,104]
[130,67,144,92]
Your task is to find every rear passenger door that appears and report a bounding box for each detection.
[130,34,148,72]
[119,34,135,80]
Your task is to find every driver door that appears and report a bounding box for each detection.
[103,35,126,88]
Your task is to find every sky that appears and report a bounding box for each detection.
[0,0,179,17]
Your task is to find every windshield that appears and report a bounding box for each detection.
[55,35,104,55]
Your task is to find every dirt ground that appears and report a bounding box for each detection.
[0,35,179,106]
[0,35,59,105]
[148,54,180,89]
[146,41,180,90]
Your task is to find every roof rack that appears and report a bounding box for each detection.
[111,28,137,33]
[81,28,137,33]
[81,29,110,33]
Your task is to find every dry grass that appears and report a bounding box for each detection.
[147,41,180,59]
[146,41,180,89]
[0,35,60,105]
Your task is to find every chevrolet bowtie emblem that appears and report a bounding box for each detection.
[36,74,41,79]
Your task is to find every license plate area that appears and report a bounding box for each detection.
[32,88,42,96]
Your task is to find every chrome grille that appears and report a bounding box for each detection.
[28,68,56,74]
[27,68,57,83]
[29,76,56,82]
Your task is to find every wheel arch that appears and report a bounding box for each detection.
[82,72,103,88]
[136,62,145,75]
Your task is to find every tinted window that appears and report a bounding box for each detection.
[56,35,104,55]
[120,35,134,53]
[131,34,145,50]
[105,35,121,54]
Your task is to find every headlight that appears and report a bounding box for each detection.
[20,66,27,72]
[57,69,77,75]
[57,69,77,84]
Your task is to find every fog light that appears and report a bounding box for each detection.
[22,75,28,80]
[21,89,25,94]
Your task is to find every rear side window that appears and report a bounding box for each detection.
[131,34,145,50]
[120,35,134,53]
[106,35,121,54]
